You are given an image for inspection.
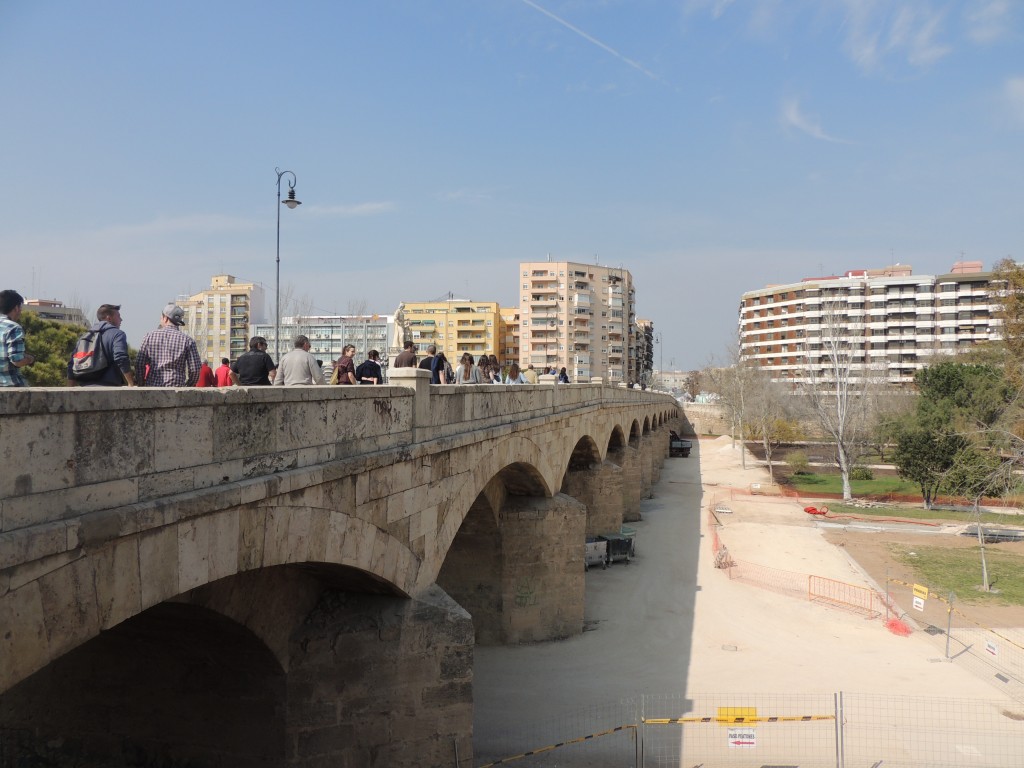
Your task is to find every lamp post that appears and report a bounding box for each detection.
[275,168,301,362]
[654,332,663,389]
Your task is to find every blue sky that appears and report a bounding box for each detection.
[2,0,1021,369]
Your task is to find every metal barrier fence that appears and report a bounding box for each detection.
[885,577,1024,701]
[474,692,1024,767]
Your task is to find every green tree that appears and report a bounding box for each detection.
[892,426,964,509]
[19,311,86,387]
[992,258,1024,367]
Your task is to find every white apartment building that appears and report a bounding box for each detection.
[251,315,393,371]
[738,261,1001,385]
[519,260,636,383]
[180,275,266,363]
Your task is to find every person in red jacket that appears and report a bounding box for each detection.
[215,357,233,387]
[195,361,216,387]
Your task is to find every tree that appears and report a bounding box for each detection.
[19,311,86,387]
[704,341,760,470]
[945,445,1005,592]
[746,374,800,485]
[892,426,963,509]
[991,258,1024,366]
[801,301,880,500]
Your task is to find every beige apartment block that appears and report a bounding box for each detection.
[519,261,636,383]
[401,299,514,364]
[180,275,267,364]
[738,261,1002,386]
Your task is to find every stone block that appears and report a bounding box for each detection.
[0,581,48,691]
[138,467,195,502]
[177,517,211,592]
[1,478,139,532]
[93,536,142,629]
[0,521,71,571]
[207,509,240,582]
[234,505,269,573]
[74,409,155,484]
[153,406,214,472]
[138,525,179,608]
[0,413,76,497]
[213,402,278,461]
[38,555,100,662]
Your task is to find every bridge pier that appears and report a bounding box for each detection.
[498,494,586,643]
[561,460,624,536]
[614,446,643,522]
[287,584,474,768]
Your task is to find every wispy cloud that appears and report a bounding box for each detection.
[305,202,395,218]
[438,188,494,203]
[781,98,853,144]
[519,0,660,82]
[93,214,260,240]
[684,0,737,20]
[1005,76,1024,126]
[965,0,1014,44]
[840,1,951,72]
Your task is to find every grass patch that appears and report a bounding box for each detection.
[826,504,1023,526]
[891,544,1024,606]
[786,472,919,497]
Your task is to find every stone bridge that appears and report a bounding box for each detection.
[0,371,679,768]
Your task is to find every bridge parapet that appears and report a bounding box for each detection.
[0,381,674,556]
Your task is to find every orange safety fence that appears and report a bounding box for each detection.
[707,505,903,629]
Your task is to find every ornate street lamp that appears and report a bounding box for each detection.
[275,168,301,361]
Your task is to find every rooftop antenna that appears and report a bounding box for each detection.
[546,253,550,262]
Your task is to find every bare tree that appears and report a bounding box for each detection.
[801,300,881,500]
[347,298,368,318]
[704,339,760,470]
[746,373,800,485]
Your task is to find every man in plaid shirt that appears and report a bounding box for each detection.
[135,303,201,387]
[0,290,36,387]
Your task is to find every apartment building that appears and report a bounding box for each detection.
[635,318,655,386]
[519,261,636,383]
[738,261,1001,385]
[400,299,513,363]
[251,315,392,370]
[23,299,87,327]
[180,275,266,363]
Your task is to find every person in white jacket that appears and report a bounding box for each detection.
[273,335,325,386]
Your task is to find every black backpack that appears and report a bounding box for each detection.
[69,327,111,381]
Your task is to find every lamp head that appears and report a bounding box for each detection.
[282,188,301,209]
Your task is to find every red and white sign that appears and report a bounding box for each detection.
[728,728,756,748]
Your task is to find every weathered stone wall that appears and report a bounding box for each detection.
[560,461,624,537]
[498,494,586,643]
[287,584,473,768]
[618,447,642,522]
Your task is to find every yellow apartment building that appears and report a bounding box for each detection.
[180,275,266,363]
[401,299,511,363]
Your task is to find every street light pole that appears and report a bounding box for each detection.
[275,168,301,362]
[654,332,663,389]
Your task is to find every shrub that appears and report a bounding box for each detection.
[786,450,810,474]
[850,466,874,481]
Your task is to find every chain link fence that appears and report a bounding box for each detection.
[474,691,1024,767]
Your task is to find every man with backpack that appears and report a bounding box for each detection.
[67,304,135,387]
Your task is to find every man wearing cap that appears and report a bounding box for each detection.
[67,303,136,386]
[135,303,202,387]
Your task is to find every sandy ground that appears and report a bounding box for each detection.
[473,435,1024,756]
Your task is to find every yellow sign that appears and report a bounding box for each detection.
[717,706,757,725]
[913,584,929,600]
